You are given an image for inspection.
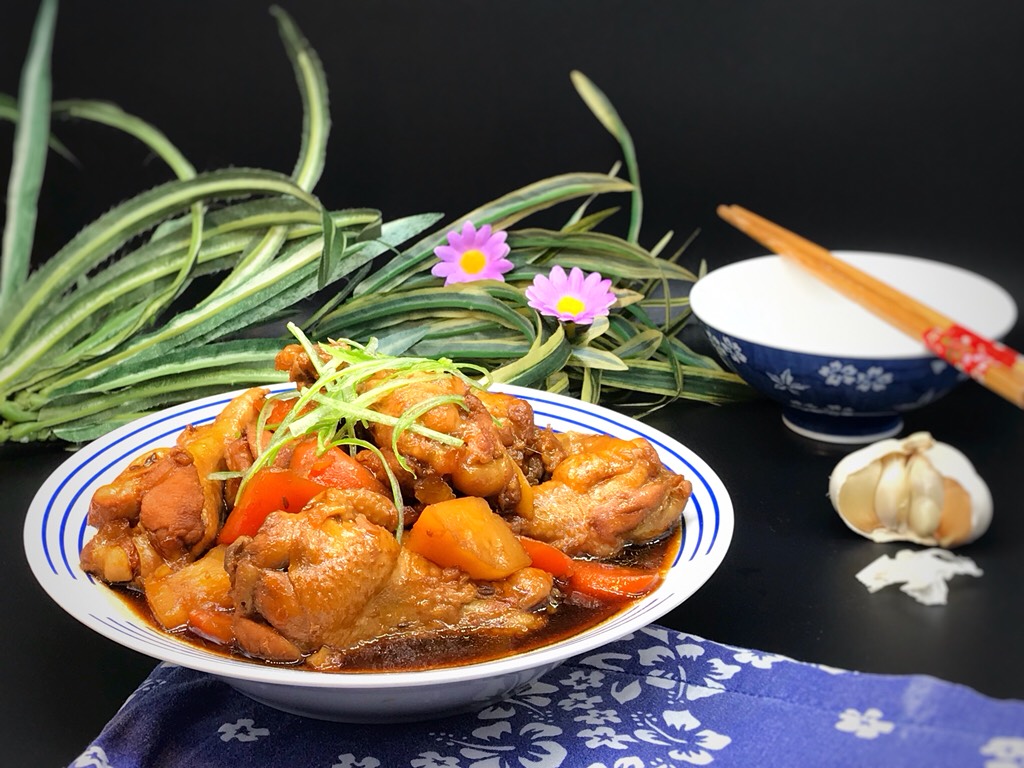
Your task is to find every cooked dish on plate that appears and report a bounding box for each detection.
[80,333,692,672]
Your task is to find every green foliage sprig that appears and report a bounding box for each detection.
[0,2,749,445]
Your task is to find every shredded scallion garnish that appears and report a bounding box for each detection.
[236,323,492,538]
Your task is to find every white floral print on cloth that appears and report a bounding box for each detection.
[71,627,1024,768]
[834,707,896,739]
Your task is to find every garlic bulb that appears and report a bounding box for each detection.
[828,432,992,548]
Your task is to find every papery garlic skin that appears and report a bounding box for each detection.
[828,432,991,548]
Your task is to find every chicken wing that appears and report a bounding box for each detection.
[511,433,691,558]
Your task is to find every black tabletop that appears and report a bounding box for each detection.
[3,1,1024,764]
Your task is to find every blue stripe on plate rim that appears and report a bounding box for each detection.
[26,383,733,686]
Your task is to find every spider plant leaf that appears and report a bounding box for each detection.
[579,315,610,346]
[489,324,571,386]
[317,284,536,341]
[36,363,291,435]
[580,366,602,403]
[317,207,343,289]
[14,202,323,370]
[0,93,75,162]
[544,370,570,395]
[44,101,206,345]
[46,338,285,399]
[569,346,629,371]
[649,230,674,259]
[0,0,56,314]
[562,206,621,234]
[269,4,330,191]
[507,229,697,281]
[599,360,751,402]
[38,213,432,395]
[570,70,642,244]
[610,327,664,361]
[52,99,195,178]
[351,173,632,297]
[211,7,331,294]
[661,333,723,370]
[4,230,262,385]
[0,168,323,356]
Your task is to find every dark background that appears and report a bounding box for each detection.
[2,0,1023,305]
[3,2,1024,764]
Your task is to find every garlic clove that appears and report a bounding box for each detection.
[828,431,991,548]
[874,453,911,531]
[833,460,883,535]
[906,453,944,538]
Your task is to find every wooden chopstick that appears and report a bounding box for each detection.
[716,204,1024,409]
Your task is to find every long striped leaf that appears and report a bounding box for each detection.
[352,173,632,297]
[411,337,533,360]
[490,324,571,386]
[0,168,323,355]
[270,5,330,191]
[21,203,322,357]
[46,339,285,399]
[0,0,56,313]
[52,99,195,178]
[318,284,535,341]
[509,229,697,281]
[569,346,629,371]
[570,70,642,243]
[214,7,331,292]
[38,214,434,395]
[0,92,75,161]
[36,364,291,435]
[599,360,752,402]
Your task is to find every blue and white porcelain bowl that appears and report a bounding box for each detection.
[689,252,1018,443]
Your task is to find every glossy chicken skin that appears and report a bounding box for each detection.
[359,371,525,510]
[225,487,552,665]
[80,388,266,585]
[510,432,692,558]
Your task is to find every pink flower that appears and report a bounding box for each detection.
[525,265,616,325]
[431,221,513,285]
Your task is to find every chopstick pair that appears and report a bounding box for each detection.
[716,204,1024,409]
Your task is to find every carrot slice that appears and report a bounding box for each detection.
[518,536,574,578]
[187,608,235,645]
[519,536,661,601]
[569,560,662,601]
[292,441,385,494]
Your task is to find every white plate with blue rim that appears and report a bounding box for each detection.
[24,383,733,722]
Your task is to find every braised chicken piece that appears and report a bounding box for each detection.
[274,342,328,387]
[80,387,266,586]
[357,371,528,514]
[224,487,552,666]
[509,433,692,559]
[475,390,554,485]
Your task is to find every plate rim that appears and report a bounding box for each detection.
[24,383,733,690]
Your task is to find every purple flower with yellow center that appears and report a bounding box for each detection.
[525,265,616,325]
[431,221,513,285]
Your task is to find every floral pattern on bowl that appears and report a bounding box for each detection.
[705,330,967,443]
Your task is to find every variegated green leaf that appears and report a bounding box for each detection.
[0,0,56,313]
[569,345,629,371]
[352,173,632,297]
[490,324,571,386]
[570,70,642,243]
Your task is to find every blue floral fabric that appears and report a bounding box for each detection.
[71,626,1024,768]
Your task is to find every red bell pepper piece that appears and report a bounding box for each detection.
[218,468,324,545]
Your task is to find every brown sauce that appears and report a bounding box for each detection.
[111,527,680,673]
